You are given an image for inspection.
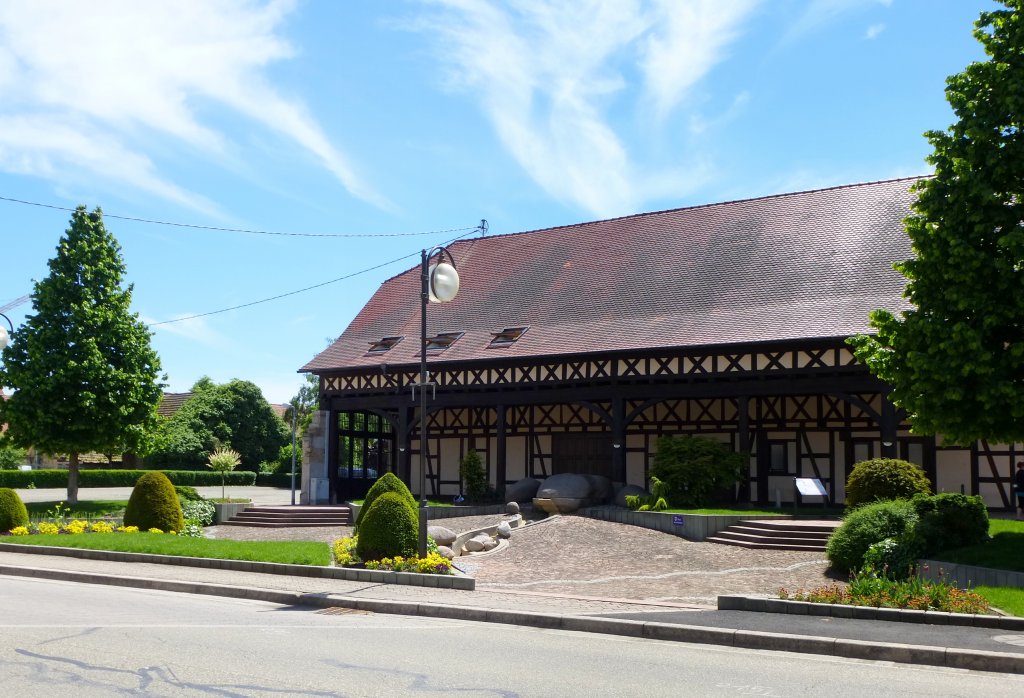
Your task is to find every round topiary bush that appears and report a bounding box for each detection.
[844,458,931,508]
[826,498,919,574]
[354,472,416,533]
[0,487,29,531]
[123,471,184,532]
[911,492,989,556]
[356,491,419,562]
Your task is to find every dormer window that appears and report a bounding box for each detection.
[425,332,464,351]
[489,326,528,347]
[367,336,403,353]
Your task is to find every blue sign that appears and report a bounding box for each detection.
[672,514,684,526]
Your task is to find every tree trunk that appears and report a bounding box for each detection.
[68,452,80,505]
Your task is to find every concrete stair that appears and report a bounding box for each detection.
[706,519,839,552]
[222,505,351,528]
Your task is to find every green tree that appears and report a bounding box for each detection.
[850,2,1024,444]
[149,377,287,471]
[207,447,241,500]
[286,373,319,436]
[0,207,163,503]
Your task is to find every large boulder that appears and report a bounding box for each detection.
[504,477,541,504]
[428,525,457,547]
[496,521,513,539]
[614,484,648,508]
[437,546,456,560]
[533,473,608,514]
[536,473,592,500]
[583,475,614,503]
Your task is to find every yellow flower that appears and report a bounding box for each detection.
[117,525,140,534]
[37,522,59,535]
[8,526,29,536]
[89,521,114,534]
[147,528,163,534]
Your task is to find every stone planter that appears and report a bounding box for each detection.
[577,506,792,541]
[213,501,250,524]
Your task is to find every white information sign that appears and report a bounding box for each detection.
[794,478,827,497]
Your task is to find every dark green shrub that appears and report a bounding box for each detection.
[911,492,989,556]
[356,491,419,561]
[0,445,26,470]
[0,488,29,531]
[459,449,488,500]
[826,499,919,574]
[175,485,202,502]
[649,435,745,508]
[862,536,919,580]
[0,469,256,489]
[625,476,669,511]
[354,472,416,533]
[123,472,185,532]
[845,458,931,508]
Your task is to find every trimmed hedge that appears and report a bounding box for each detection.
[0,469,257,489]
[356,491,419,561]
[0,488,29,531]
[912,492,989,554]
[255,472,295,488]
[354,473,416,533]
[845,458,931,508]
[826,499,919,574]
[123,472,184,532]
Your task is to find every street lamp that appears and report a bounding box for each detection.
[416,246,460,557]
[0,313,12,350]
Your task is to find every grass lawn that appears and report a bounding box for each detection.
[975,586,1024,617]
[931,519,1024,573]
[25,500,128,519]
[3,534,331,566]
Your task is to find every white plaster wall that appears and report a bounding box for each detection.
[936,449,971,496]
[506,436,527,482]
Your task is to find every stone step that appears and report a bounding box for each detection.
[705,518,838,551]
[724,525,833,540]
[705,536,828,552]
[223,505,351,528]
[711,530,830,547]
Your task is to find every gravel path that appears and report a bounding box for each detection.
[204,512,837,607]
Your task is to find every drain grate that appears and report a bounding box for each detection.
[316,606,371,616]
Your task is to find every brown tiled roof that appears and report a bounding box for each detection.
[303,177,921,373]
[157,392,192,418]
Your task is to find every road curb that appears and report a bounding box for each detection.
[718,594,1024,631]
[0,542,474,590]
[2,564,1021,675]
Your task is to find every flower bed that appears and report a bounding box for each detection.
[332,534,454,576]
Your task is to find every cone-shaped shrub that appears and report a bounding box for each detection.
[354,472,416,533]
[356,491,418,561]
[0,488,28,531]
[123,471,184,532]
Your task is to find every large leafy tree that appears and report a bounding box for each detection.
[0,207,164,502]
[851,2,1024,445]
[149,377,287,471]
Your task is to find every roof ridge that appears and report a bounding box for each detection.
[376,174,928,285]
[467,174,929,243]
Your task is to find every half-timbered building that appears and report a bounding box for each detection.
[300,177,1019,508]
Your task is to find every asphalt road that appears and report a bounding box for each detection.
[1,577,1022,697]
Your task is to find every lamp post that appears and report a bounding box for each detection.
[416,246,460,557]
[289,399,298,506]
[0,313,12,351]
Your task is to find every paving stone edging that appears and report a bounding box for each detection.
[718,594,1024,630]
[578,506,792,541]
[1,562,1020,675]
[919,559,1024,590]
[0,542,473,590]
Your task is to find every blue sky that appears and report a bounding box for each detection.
[0,0,998,403]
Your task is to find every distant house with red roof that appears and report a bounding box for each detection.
[302,177,1015,507]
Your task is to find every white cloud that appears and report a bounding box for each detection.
[865,23,886,40]
[641,0,758,119]
[147,314,231,350]
[0,0,379,209]
[785,0,892,42]
[415,0,757,217]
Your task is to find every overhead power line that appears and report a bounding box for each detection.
[148,222,487,326]
[0,195,477,238]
